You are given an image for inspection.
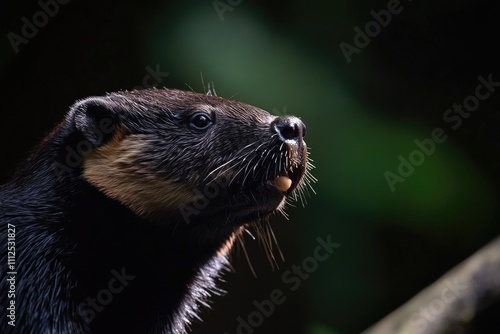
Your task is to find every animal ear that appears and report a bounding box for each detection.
[71,97,122,147]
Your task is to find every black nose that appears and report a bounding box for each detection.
[271,116,306,142]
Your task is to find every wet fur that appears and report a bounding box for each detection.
[0,88,311,333]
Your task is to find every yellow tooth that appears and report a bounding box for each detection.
[274,175,292,192]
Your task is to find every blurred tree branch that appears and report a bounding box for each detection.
[362,235,500,334]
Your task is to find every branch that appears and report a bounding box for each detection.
[362,235,500,334]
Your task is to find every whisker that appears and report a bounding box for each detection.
[267,222,284,262]
[244,228,256,240]
[203,141,261,182]
[237,232,256,277]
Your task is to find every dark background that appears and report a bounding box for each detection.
[1,0,500,333]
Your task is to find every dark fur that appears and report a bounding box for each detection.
[0,88,308,333]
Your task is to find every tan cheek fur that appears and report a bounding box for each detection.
[217,227,243,257]
[83,131,197,218]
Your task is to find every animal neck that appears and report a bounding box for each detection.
[9,174,233,333]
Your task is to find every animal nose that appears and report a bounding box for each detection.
[271,116,306,142]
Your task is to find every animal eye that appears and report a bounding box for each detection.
[189,113,213,130]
